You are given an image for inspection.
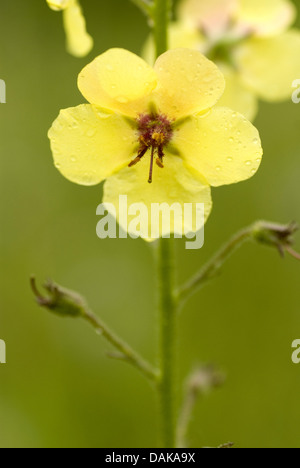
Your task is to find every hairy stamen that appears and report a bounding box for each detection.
[128,113,173,182]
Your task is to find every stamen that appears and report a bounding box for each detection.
[152,132,165,145]
[157,146,165,168]
[148,147,155,184]
[128,146,147,167]
[130,113,173,182]
[156,158,164,168]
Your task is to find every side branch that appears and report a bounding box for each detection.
[177,221,300,305]
[30,277,159,383]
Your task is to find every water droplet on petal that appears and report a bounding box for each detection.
[87,129,96,137]
[116,96,129,104]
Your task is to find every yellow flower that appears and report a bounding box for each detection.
[46,0,93,57]
[144,0,300,120]
[48,48,262,239]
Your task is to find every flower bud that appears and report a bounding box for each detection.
[31,277,87,318]
[63,0,93,57]
[47,0,93,57]
[251,221,299,258]
[187,365,225,395]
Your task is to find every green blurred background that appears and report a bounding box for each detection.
[1,0,300,448]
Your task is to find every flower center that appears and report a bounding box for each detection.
[129,113,173,184]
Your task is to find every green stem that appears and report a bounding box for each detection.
[153,0,170,57]
[84,309,159,382]
[157,238,178,448]
[152,0,174,449]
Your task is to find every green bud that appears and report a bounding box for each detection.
[251,221,300,258]
[30,277,87,318]
[187,365,225,396]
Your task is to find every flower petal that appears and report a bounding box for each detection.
[236,0,296,36]
[103,155,212,240]
[78,48,158,116]
[236,30,300,101]
[47,0,71,11]
[63,0,93,57]
[154,49,225,119]
[178,0,237,37]
[48,104,137,186]
[217,66,258,121]
[174,107,262,187]
[143,23,203,66]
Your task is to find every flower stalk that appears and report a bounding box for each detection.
[176,365,225,448]
[30,277,159,382]
[153,0,171,57]
[151,0,177,449]
[157,238,178,448]
[178,221,300,306]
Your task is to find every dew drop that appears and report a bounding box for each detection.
[116,96,129,104]
[245,161,252,166]
[87,129,96,137]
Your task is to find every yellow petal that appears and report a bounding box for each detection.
[46,0,71,11]
[154,49,225,119]
[217,65,258,121]
[178,0,237,37]
[63,0,93,57]
[236,30,300,101]
[103,155,212,240]
[48,104,136,186]
[78,48,158,116]
[236,0,296,36]
[174,107,262,187]
[143,22,203,66]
